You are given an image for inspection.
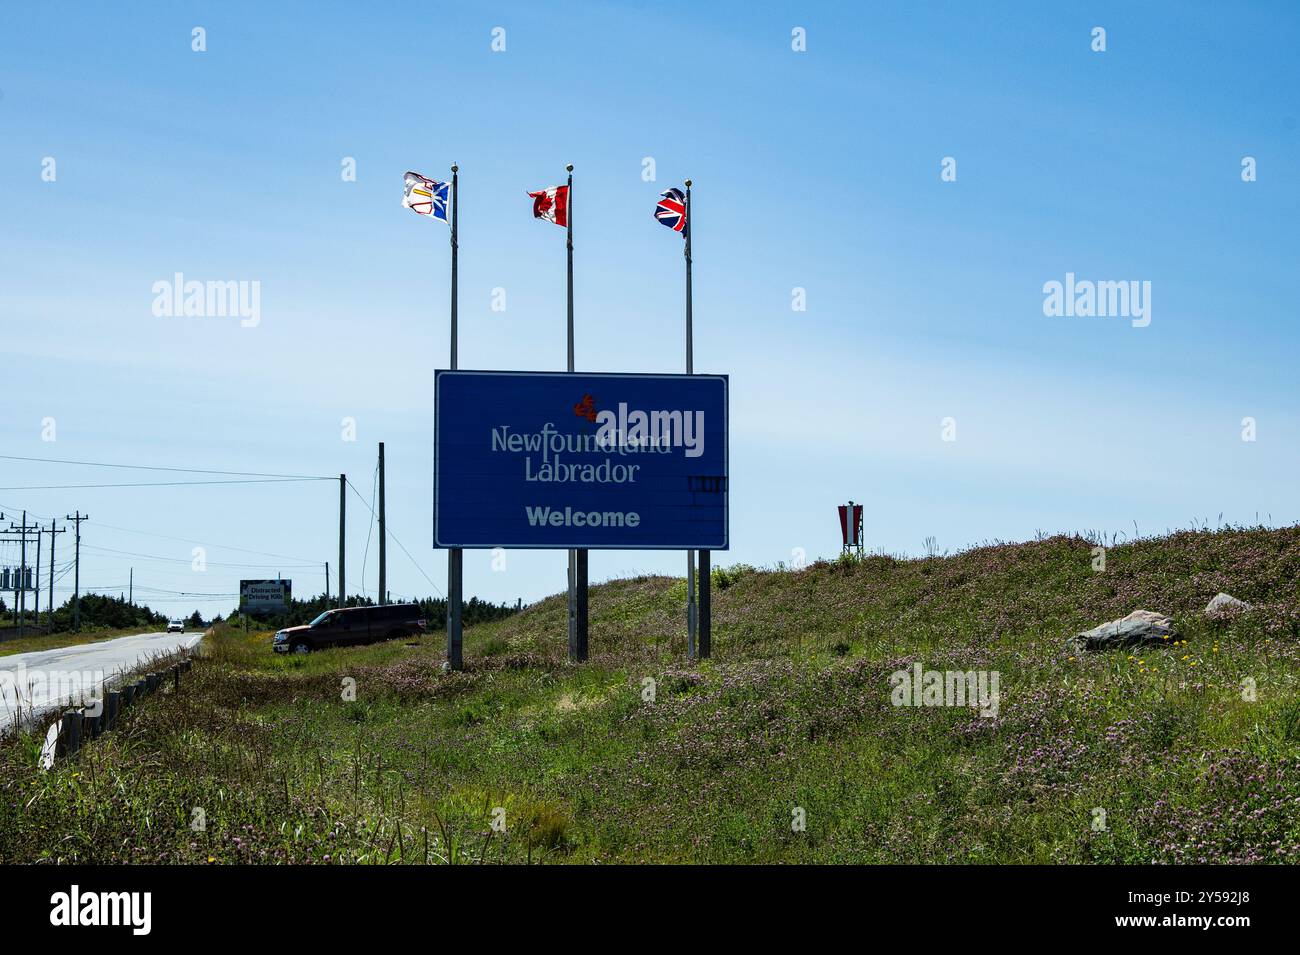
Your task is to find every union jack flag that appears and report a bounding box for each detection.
[654,187,688,236]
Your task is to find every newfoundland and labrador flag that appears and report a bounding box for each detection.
[528,185,569,227]
[655,187,688,236]
[403,171,450,223]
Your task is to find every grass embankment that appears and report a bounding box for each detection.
[0,625,168,658]
[2,526,1299,864]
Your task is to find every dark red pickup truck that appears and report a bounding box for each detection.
[273,604,427,654]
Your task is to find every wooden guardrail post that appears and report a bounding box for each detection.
[59,709,82,757]
[83,705,102,739]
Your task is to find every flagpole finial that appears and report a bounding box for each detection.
[451,163,458,173]
[565,163,574,173]
[685,178,692,187]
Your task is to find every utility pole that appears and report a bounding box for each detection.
[45,521,64,631]
[18,512,28,637]
[33,519,41,624]
[338,474,346,609]
[65,511,88,631]
[324,561,330,606]
[378,442,386,605]
[3,512,12,627]
[129,567,133,606]
[2,512,40,638]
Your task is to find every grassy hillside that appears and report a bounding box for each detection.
[3,526,1299,864]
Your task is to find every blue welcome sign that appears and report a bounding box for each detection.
[434,370,728,549]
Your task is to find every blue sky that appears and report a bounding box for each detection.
[1,1,1297,617]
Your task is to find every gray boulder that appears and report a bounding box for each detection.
[1205,592,1250,620]
[1072,610,1176,652]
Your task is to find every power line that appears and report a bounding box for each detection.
[68,587,238,604]
[359,463,378,598]
[0,500,331,610]
[86,519,324,564]
[0,501,324,565]
[0,502,54,522]
[0,478,332,491]
[347,479,443,597]
[131,585,241,597]
[70,586,238,598]
[0,453,331,480]
[80,542,319,569]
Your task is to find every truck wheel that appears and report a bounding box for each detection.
[290,640,311,655]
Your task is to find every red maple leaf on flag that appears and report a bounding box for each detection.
[573,394,597,423]
[528,185,569,227]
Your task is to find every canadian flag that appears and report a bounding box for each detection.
[528,185,569,227]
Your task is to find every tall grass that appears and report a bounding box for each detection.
[1,525,1298,864]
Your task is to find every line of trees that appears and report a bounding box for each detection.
[0,593,169,634]
[1,591,520,636]
[0,590,520,637]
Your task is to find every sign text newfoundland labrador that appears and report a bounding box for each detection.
[434,370,728,549]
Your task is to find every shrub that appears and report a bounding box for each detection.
[712,563,757,590]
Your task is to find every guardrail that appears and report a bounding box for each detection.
[41,657,195,769]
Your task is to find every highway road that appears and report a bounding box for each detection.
[0,630,203,729]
